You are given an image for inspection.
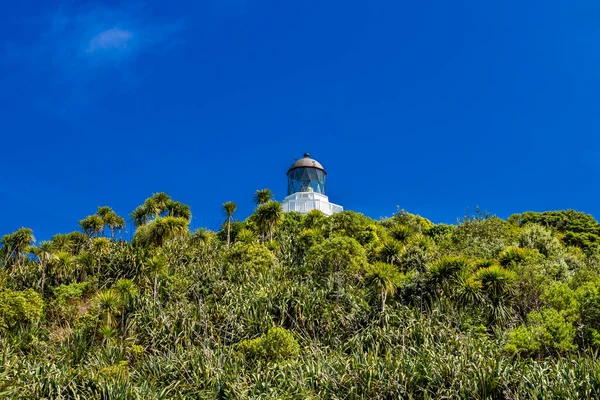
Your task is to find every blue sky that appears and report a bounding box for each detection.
[1,0,600,240]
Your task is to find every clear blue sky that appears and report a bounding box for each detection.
[1,0,599,240]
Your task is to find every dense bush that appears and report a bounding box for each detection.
[0,288,44,331]
[1,196,600,397]
[237,327,300,362]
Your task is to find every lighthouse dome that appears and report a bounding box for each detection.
[287,153,326,173]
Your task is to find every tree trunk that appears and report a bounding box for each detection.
[120,306,126,340]
[40,261,46,294]
[227,218,231,247]
[381,291,387,313]
[154,274,158,303]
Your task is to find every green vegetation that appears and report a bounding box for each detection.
[1,196,600,398]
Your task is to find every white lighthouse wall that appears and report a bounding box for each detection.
[281,192,343,216]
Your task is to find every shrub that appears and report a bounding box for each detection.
[98,360,129,380]
[449,215,515,259]
[237,327,300,362]
[306,236,368,277]
[517,225,563,258]
[382,208,434,234]
[426,223,455,241]
[505,308,577,356]
[226,243,276,282]
[0,289,44,331]
[53,282,91,305]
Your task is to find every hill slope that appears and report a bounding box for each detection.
[1,194,600,398]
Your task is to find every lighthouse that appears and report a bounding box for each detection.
[281,153,343,216]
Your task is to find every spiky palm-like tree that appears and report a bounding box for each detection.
[147,192,171,220]
[166,201,192,221]
[130,193,172,228]
[366,262,404,313]
[96,289,122,328]
[92,237,111,276]
[474,264,516,325]
[454,275,484,311]
[1,228,35,267]
[146,255,167,303]
[222,201,237,247]
[379,240,404,266]
[253,188,274,206]
[131,193,192,247]
[108,214,126,239]
[389,225,414,244]
[427,256,470,299]
[31,241,56,293]
[77,251,95,282]
[51,251,76,284]
[254,201,283,241]
[131,207,149,228]
[135,217,189,248]
[114,279,138,334]
[50,234,69,252]
[96,206,112,218]
[192,228,212,245]
[97,206,126,239]
[96,206,112,236]
[79,215,104,237]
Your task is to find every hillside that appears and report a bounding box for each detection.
[1,192,600,398]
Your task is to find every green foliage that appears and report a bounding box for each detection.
[133,216,190,248]
[427,256,469,298]
[4,195,600,397]
[79,206,125,239]
[397,235,436,273]
[473,265,516,325]
[226,242,275,282]
[217,220,245,244]
[388,224,414,244]
[130,193,191,248]
[237,327,300,362]
[98,360,130,381]
[505,308,577,356]
[517,224,563,257]
[366,262,405,312]
[382,208,434,234]
[426,223,455,241]
[446,211,516,259]
[222,201,238,247]
[306,236,368,277]
[302,210,328,230]
[498,246,541,268]
[1,228,35,267]
[0,289,44,331]
[252,201,283,241]
[253,188,274,206]
[53,282,91,305]
[378,239,403,265]
[509,209,600,253]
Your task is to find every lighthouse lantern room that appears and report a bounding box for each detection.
[282,153,343,216]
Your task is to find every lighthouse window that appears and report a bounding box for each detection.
[287,167,326,195]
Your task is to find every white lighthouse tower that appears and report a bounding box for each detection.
[281,153,343,216]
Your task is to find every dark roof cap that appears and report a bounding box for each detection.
[287,153,326,173]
